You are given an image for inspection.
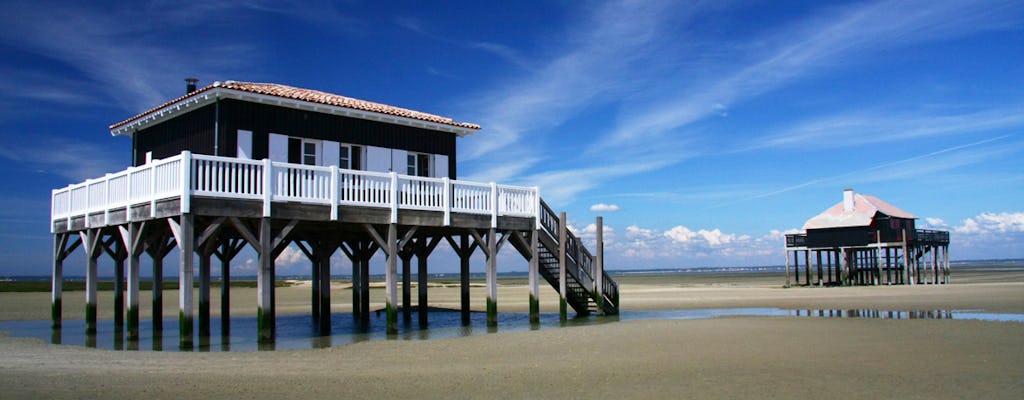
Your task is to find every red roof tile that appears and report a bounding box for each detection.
[109,81,480,131]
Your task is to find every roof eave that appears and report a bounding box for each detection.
[110,86,480,137]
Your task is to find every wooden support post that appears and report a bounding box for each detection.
[119,222,145,341]
[804,250,811,286]
[902,229,911,285]
[148,236,167,332]
[415,236,441,327]
[318,242,332,333]
[215,238,244,337]
[51,234,63,329]
[416,242,429,326]
[794,250,800,285]
[307,241,319,324]
[361,246,371,321]
[816,251,823,287]
[341,242,361,320]
[558,212,568,321]
[170,214,195,349]
[401,249,413,322]
[51,233,79,329]
[595,217,605,314]
[444,234,477,326]
[198,252,211,337]
[81,229,101,335]
[486,228,498,327]
[385,224,399,334]
[529,229,540,323]
[257,217,274,343]
[110,240,126,331]
[784,249,791,287]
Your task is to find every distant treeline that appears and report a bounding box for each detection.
[0,280,298,293]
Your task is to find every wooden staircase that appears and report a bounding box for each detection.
[511,200,619,316]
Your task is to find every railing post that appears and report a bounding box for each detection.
[442,177,451,226]
[180,151,192,214]
[490,182,498,228]
[84,180,90,228]
[389,172,398,224]
[534,187,541,230]
[595,216,604,313]
[330,165,339,221]
[262,159,272,217]
[104,174,111,226]
[125,168,133,222]
[558,211,567,321]
[150,162,157,218]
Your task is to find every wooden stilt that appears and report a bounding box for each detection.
[81,229,102,335]
[558,212,568,321]
[198,252,211,337]
[784,249,791,287]
[319,242,332,333]
[804,250,811,286]
[415,236,441,327]
[215,238,243,337]
[446,234,477,325]
[108,239,126,331]
[51,233,78,329]
[529,228,540,322]
[119,222,145,341]
[257,217,274,343]
[595,217,605,313]
[816,251,823,287]
[401,248,413,322]
[169,214,195,349]
[486,228,498,326]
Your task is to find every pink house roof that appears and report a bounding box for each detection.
[109,81,480,135]
[803,192,917,230]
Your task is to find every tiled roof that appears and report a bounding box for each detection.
[109,80,480,131]
[803,192,917,230]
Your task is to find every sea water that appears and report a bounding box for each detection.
[1,307,1022,352]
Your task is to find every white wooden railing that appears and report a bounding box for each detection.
[52,151,539,231]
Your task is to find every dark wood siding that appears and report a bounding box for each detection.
[216,99,458,177]
[131,99,460,177]
[133,104,216,166]
[806,215,916,248]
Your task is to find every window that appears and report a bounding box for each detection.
[302,140,319,165]
[339,145,351,169]
[407,154,417,175]
[406,153,431,177]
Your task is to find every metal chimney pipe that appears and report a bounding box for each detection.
[185,77,199,94]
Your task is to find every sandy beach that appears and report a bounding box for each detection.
[2,269,1022,399]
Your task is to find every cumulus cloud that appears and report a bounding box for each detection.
[954,212,1024,234]
[924,217,948,229]
[590,203,620,212]
[664,226,737,246]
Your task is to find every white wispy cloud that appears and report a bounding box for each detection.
[0,135,128,182]
[0,2,280,113]
[750,107,1024,151]
[729,135,1021,205]
[590,203,620,212]
[459,0,1023,206]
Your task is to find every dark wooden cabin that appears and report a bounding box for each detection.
[785,189,950,287]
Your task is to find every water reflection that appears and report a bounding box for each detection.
[4,307,1021,353]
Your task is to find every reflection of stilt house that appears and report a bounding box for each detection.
[784,189,950,287]
[50,80,618,349]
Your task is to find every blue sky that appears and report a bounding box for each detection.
[1,0,1022,277]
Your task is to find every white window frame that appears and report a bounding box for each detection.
[301,139,321,166]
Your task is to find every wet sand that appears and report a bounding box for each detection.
[1,269,1022,399]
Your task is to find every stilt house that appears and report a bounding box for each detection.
[785,189,950,287]
[50,79,618,348]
